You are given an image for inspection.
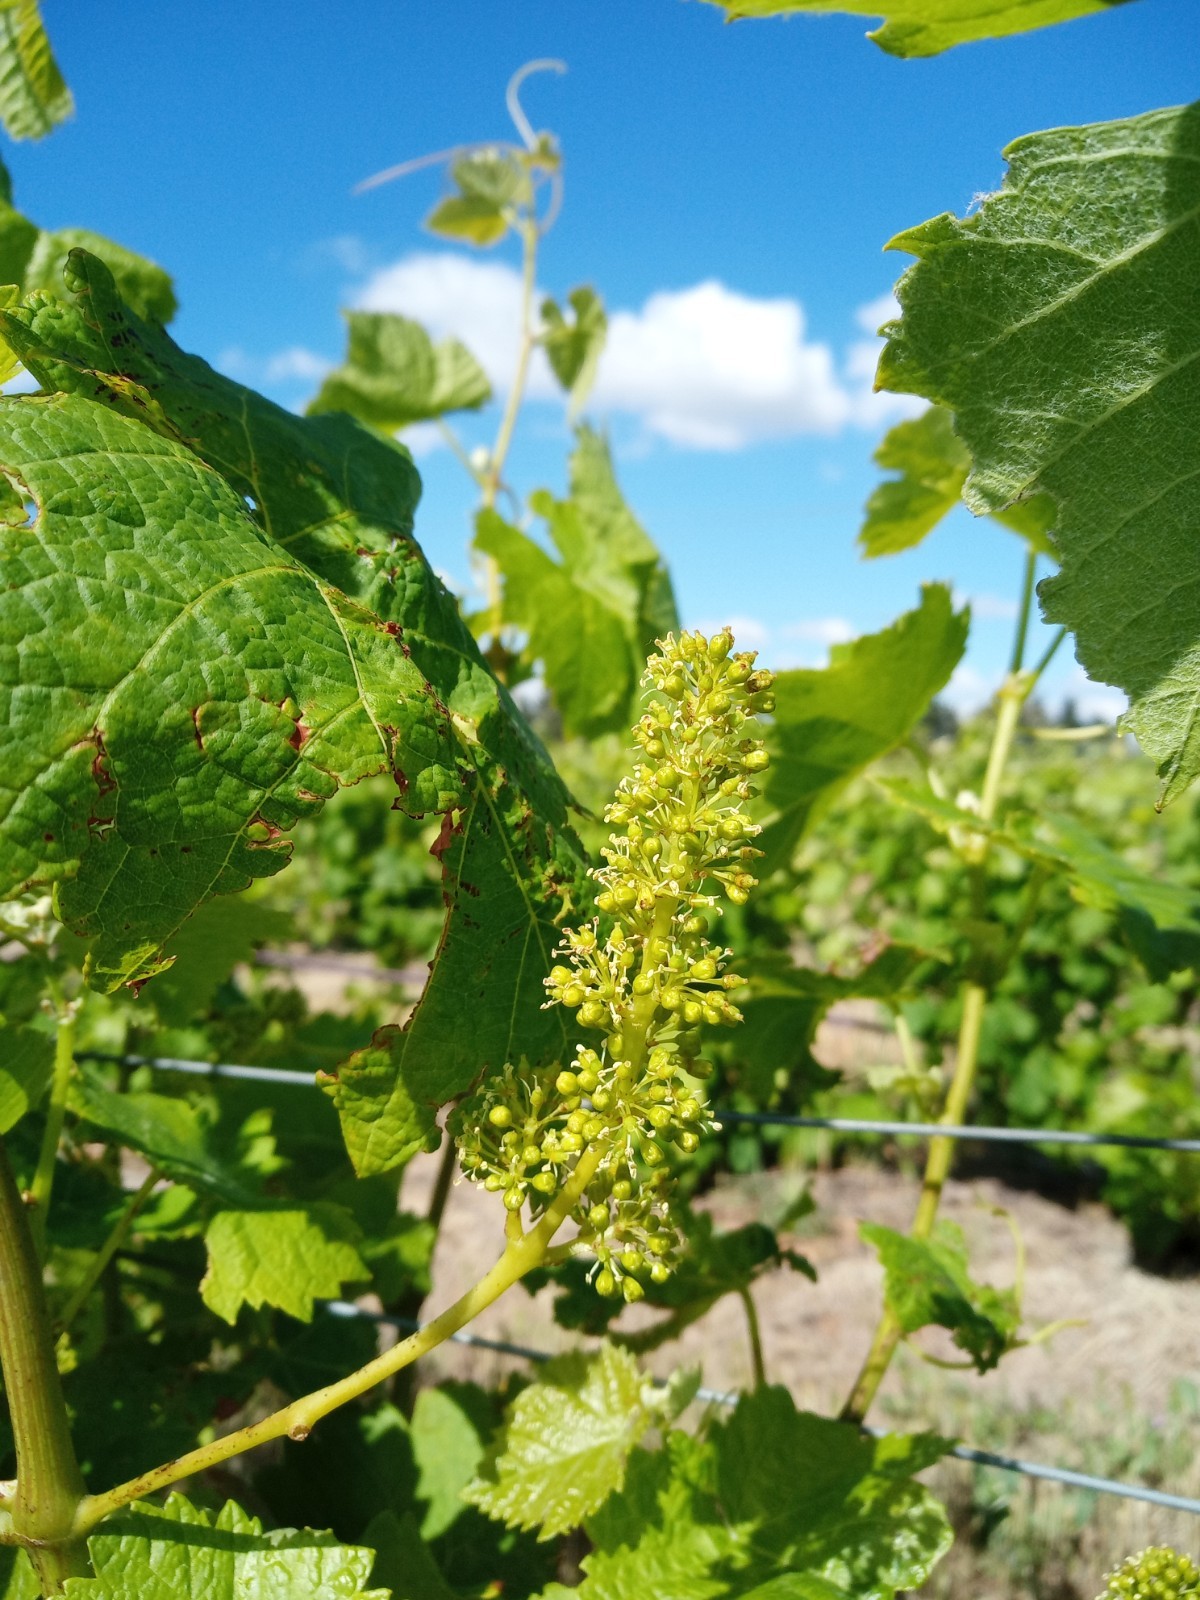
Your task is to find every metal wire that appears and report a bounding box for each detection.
[69,1049,1200,1514]
[322,1302,1200,1515]
[717,1110,1200,1156]
[80,1053,1200,1154]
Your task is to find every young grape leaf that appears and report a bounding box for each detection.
[201,1204,368,1323]
[465,1343,655,1540]
[1,250,587,1152]
[60,1493,388,1599]
[878,102,1200,805]
[572,1389,951,1600]
[860,406,1055,559]
[0,1022,52,1131]
[309,310,491,430]
[0,392,461,989]
[760,583,968,870]
[0,157,174,322]
[409,1385,489,1540]
[426,151,526,248]
[475,426,678,737]
[541,286,607,418]
[0,0,70,141]
[861,1220,1020,1372]
[699,0,1134,58]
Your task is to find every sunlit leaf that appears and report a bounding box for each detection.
[541,286,607,418]
[860,405,1055,559]
[700,0,1134,58]
[862,1220,1020,1371]
[466,1344,655,1540]
[201,1204,368,1323]
[0,1022,51,1131]
[476,426,678,737]
[0,0,70,140]
[61,1494,387,1599]
[310,310,491,430]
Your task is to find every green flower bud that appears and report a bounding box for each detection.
[579,1000,607,1028]
[596,1268,618,1298]
[588,1203,610,1230]
[622,1276,645,1303]
[612,1179,633,1201]
[503,1187,524,1213]
[561,984,585,1007]
[488,1105,513,1128]
[531,1171,558,1193]
[742,748,770,773]
[556,1070,579,1095]
[650,1261,671,1285]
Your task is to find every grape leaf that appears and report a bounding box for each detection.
[70,1068,260,1206]
[699,0,1134,58]
[426,152,525,248]
[201,1204,368,1323]
[0,157,174,322]
[0,0,70,141]
[861,1220,1020,1372]
[881,780,1200,975]
[476,426,678,737]
[0,392,461,989]
[465,1344,655,1540]
[574,1390,951,1600]
[60,1494,387,1599]
[541,286,607,419]
[0,1022,52,1131]
[760,584,968,870]
[735,942,947,1101]
[860,406,1055,559]
[0,1548,37,1600]
[362,1510,459,1600]
[877,102,1200,805]
[409,1385,489,1540]
[1,250,587,1154]
[310,310,491,430]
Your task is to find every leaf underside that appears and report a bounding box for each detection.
[878,102,1200,806]
[701,0,1135,58]
[0,0,71,140]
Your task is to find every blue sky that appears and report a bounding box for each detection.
[13,0,1198,715]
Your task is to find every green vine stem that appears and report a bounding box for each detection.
[739,1285,767,1388]
[72,1142,607,1536]
[0,1135,90,1590]
[56,1167,159,1335]
[841,551,1054,1424]
[28,1006,77,1261]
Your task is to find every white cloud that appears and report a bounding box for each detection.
[593,281,850,449]
[783,616,856,647]
[353,252,926,451]
[960,591,1019,621]
[856,292,900,336]
[693,614,772,652]
[943,663,997,716]
[264,346,331,384]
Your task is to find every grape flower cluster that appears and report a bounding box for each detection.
[1097,1549,1200,1600]
[451,629,774,1300]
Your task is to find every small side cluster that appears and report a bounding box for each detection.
[1097,1548,1200,1600]
[452,628,774,1299]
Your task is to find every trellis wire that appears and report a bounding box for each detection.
[77,1050,1200,1514]
[323,1301,1200,1517]
[82,1053,1200,1154]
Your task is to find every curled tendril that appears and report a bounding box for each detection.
[451,628,774,1300]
